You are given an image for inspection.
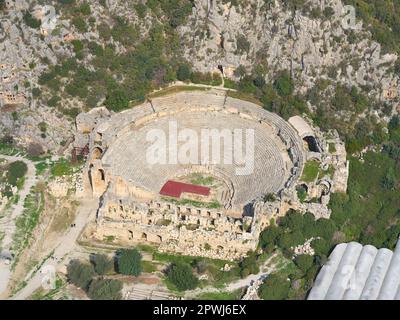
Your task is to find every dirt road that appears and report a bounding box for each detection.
[11,198,98,300]
[0,155,37,296]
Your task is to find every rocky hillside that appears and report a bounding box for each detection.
[182,0,398,98]
[0,0,399,155]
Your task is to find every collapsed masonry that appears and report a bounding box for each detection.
[76,90,348,260]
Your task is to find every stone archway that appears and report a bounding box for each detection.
[89,166,106,196]
[91,147,103,161]
[303,136,320,152]
[318,180,332,196]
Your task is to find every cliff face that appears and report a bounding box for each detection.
[180,0,399,100]
[0,0,399,154]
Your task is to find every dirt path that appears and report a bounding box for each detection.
[0,155,37,296]
[184,253,279,299]
[11,198,98,300]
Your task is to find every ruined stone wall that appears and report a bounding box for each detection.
[94,194,258,260]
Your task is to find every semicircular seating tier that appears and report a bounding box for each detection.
[92,91,305,207]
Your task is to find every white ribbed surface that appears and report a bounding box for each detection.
[308,239,400,300]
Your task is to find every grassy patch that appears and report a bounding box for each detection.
[224,79,238,90]
[35,161,49,175]
[104,235,115,243]
[300,160,321,183]
[148,85,209,99]
[136,244,156,254]
[226,90,263,106]
[189,173,215,186]
[142,260,158,273]
[162,197,222,209]
[50,158,81,177]
[0,143,20,156]
[12,186,44,264]
[194,289,243,300]
[30,276,66,300]
[329,143,337,153]
[326,164,335,179]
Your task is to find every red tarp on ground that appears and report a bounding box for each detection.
[159,180,210,198]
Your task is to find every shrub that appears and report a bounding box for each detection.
[134,3,147,18]
[381,167,396,190]
[87,279,122,300]
[1,135,14,145]
[47,96,60,108]
[294,255,314,273]
[51,160,73,177]
[273,72,294,97]
[117,248,142,276]
[259,274,290,300]
[190,71,212,85]
[105,89,129,112]
[23,11,41,29]
[67,259,95,290]
[296,185,308,203]
[79,2,91,15]
[176,64,191,81]
[236,34,250,54]
[7,161,28,186]
[32,87,41,98]
[72,16,87,33]
[167,262,198,291]
[71,40,84,53]
[239,252,260,278]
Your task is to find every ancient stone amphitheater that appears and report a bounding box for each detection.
[79,90,306,260]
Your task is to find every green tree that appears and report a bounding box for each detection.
[259,274,290,300]
[296,185,307,203]
[259,224,282,252]
[294,255,314,273]
[167,262,198,291]
[236,34,250,54]
[274,72,294,97]
[90,254,114,275]
[87,279,122,300]
[105,89,130,112]
[23,11,41,29]
[67,259,95,290]
[234,65,247,79]
[239,251,260,278]
[7,161,28,186]
[79,2,91,15]
[176,64,191,81]
[381,167,396,190]
[117,248,142,276]
[72,16,87,32]
[32,87,41,98]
